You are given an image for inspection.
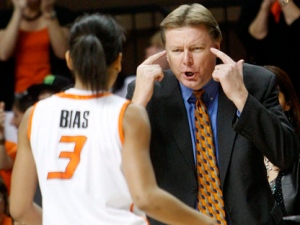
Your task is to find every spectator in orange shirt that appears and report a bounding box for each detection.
[0,0,76,110]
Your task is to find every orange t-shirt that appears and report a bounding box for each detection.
[14,28,51,93]
[0,141,17,194]
[0,214,13,225]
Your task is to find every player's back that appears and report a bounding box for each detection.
[29,88,147,225]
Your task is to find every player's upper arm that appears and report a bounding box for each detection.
[121,103,158,209]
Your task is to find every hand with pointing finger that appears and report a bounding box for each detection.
[132,50,166,107]
[210,48,248,112]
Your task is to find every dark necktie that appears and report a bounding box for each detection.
[193,89,227,225]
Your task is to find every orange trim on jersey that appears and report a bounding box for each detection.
[118,101,130,144]
[130,203,134,212]
[55,91,112,99]
[27,103,38,140]
[130,203,150,225]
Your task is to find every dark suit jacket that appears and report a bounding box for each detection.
[281,156,300,224]
[126,63,300,225]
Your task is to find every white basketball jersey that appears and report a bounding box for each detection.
[29,88,148,225]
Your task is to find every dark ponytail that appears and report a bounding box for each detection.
[70,34,107,92]
[69,13,125,93]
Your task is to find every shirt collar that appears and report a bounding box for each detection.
[180,79,219,105]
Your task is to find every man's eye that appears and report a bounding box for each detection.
[193,47,202,51]
[172,49,182,52]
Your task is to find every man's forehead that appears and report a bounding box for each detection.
[165,26,212,45]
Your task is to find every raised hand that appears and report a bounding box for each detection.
[132,50,166,106]
[210,48,248,112]
[41,0,55,16]
[12,0,27,11]
[261,0,276,10]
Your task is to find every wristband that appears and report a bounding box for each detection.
[0,138,5,145]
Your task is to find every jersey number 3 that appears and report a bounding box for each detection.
[47,136,87,179]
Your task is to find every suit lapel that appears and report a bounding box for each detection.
[160,73,196,172]
[217,89,237,185]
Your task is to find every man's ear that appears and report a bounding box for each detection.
[214,42,221,50]
[65,50,73,71]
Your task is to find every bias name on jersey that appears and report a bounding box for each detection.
[59,110,89,128]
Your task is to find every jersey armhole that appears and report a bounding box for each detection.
[118,100,131,144]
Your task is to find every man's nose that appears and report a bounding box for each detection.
[183,51,193,65]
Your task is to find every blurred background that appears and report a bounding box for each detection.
[0,0,244,86]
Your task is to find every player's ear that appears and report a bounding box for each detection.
[65,50,73,71]
[112,52,122,73]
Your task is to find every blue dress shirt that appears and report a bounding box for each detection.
[179,79,220,164]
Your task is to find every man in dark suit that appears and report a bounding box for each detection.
[126,3,300,225]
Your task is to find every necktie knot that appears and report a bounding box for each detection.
[188,89,204,105]
[193,89,204,100]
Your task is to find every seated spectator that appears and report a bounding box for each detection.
[0,92,42,207]
[0,93,36,195]
[0,103,13,174]
[27,74,74,100]
[263,65,300,225]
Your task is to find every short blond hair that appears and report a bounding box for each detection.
[160,3,222,44]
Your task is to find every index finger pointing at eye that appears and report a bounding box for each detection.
[210,48,235,64]
[142,50,167,65]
